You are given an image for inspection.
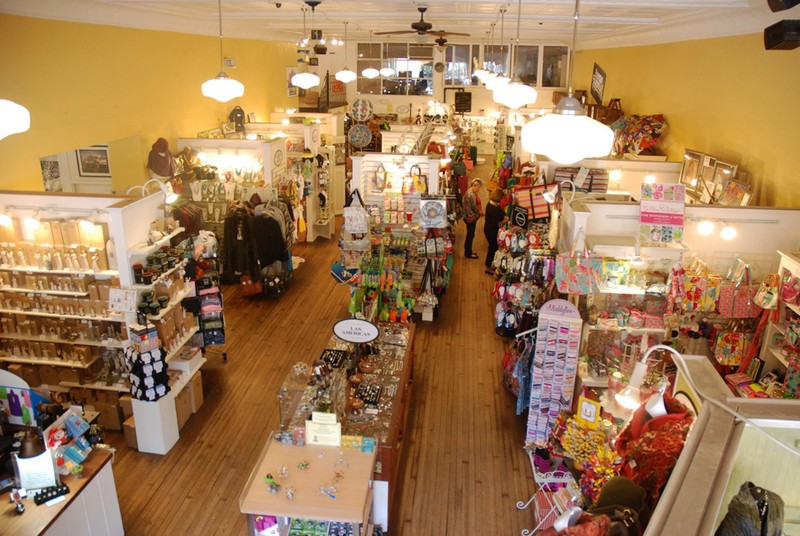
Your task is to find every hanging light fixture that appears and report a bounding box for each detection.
[201,0,245,102]
[494,0,538,109]
[0,207,13,227]
[292,6,321,90]
[486,8,510,92]
[521,0,613,164]
[361,31,380,79]
[335,22,357,83]
[380,64,395,77]
[0,99,31,141]
[473,31,490,82]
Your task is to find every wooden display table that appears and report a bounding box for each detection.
[240,439,377,534]
[1,449,123,536]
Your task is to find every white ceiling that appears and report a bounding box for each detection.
[0,0,792,49]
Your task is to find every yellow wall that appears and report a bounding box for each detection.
[573,33,800,207]
[0,15,298,192]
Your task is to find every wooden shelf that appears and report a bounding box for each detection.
[0,265,118,277]
[0,286,90,297]
[0,354,100,368]
[164,326,200,364]
[0,332,124,348]
[61,379,130,392]
[0,307,126,322]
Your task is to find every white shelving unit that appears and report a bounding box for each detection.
[758,250,800,373]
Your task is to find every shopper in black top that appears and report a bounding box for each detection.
[484,188,507,274]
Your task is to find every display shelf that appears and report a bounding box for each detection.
[164,326,200,364]
[774,322,787,336]
[145,287,191,321]
[129,259,187,290]
[577,368,609,388]
[169,353,206,395]
[786,301,800,317]
[61,379,130,392]
[0,286,90,297]
[0,354,100,368]
[126,227,185,258]
[0,307,125,322]
[767,344,789,367]
[0,265,119,277]
[596,285,646,295]
[0,332,125,349]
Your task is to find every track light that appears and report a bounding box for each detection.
[696,220,715,235]
[720,223,737,240]
[0,207,12,227]
[24,210,41,230]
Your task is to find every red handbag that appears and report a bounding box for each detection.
[240,274,262,297]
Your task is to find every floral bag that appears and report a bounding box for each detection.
[753,273,780,310]
[556,251,602,295]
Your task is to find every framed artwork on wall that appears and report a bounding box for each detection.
[590,63,606,105]
[76,146,111,177]
[286,67,298,98]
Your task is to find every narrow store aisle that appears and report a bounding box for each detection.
[107,216,535,535]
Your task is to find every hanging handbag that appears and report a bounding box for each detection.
[781,271,800,304]
[717,264,760,318]
[754,273,780,310]
[714,324,753,367]
[556,233,602,295]
[513,184,550,220]
[263,265,286,297]
[343,188,369,234]
[240,273,262,297]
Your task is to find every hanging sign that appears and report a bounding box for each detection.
[454,92,472,113]
[333,318,379,344]
[639,183,686,244]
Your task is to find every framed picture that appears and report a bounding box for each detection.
[576,396,601,430]
[590,63,606,105]
[717,180,751,207]
[76,146,111,177]
[679,149,704,190]
[247,112,257,123]
[221,121,236,135]
[286,66,298,98]
[712,160,738,185]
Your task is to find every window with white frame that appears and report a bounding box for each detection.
[444,44,481,86]
[356,42,434,95]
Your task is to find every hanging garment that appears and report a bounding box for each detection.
[253,215,288,267]
[220,209,259,283]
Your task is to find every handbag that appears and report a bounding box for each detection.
[513,184,550,220]
[263,265,286,297]
[781,271,800,304]
[714,325,753,366]
[556,244,602,296]
[717,264,760,318]
[754,273,780,310]
[240,273,262,297]
[343,188,369,234]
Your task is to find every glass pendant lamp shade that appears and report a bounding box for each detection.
[203,0,244,102]
[291,70,321,90]
[521,97,613,164]
[362,67,380,79]
[202,72,245,102]
[335,68,357,83]
[494,78,536,109]
[0,99,30,140]
[334,22,357,84]
[486,73,509,92]
[380,67,395,77]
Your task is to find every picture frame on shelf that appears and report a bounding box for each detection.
[76,146,111,177]
[717,180,752,207]
[712,160,738,184]
[576,396,601,430]
[679,149,704,192]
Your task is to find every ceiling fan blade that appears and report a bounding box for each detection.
[374,30,416,35]
[431,30,471,37]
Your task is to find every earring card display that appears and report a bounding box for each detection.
[525,299,583,444]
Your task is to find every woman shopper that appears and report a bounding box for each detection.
[462,178,483,259]
[484,188,507,274]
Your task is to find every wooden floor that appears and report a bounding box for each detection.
[107,214,536,534]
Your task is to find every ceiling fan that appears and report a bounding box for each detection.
[375,5,469,37]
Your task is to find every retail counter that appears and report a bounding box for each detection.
[1,448,123,536]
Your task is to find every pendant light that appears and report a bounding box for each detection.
[486,8,510,92]
[201,0,245,102]
[335,22,357,83]
[361,31,380,79]
[493,0,537,109]
[0,99,30,140]
[380,64,395,77]
[292,5,321,90]
[472,31,491,83]
[521,0,613,164]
